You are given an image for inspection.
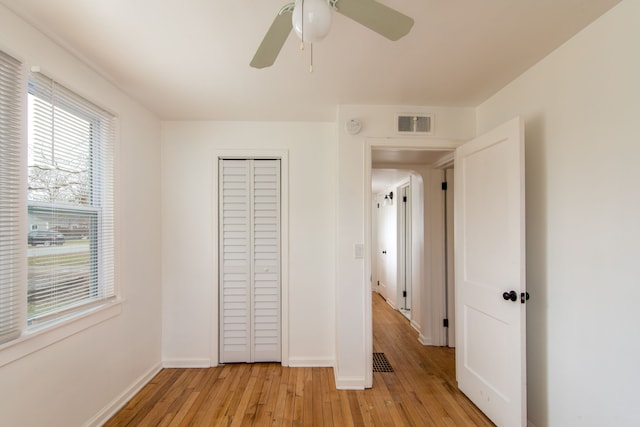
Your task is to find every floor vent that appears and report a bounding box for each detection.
[373,352,394,372]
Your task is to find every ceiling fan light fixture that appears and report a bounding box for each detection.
[251,0,414,69]
[292,0,332,44]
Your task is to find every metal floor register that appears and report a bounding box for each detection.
[372,352,394,372]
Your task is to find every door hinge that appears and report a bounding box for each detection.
[377,203,380,208]
[443,319,449,328]
[442,182,448,191]
[521,292,530,304]
[377,281,380,287]
[402,290,407,297]
[402,196,407,203]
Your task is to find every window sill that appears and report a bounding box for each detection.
[0,300,123,368]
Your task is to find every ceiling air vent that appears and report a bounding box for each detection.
[396,114,433,134]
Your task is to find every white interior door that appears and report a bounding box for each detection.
[220,159,281,363]
[454,117,526,426]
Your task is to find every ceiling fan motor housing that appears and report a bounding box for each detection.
[292,0,332,43]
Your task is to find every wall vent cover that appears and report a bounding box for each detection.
[396,114,433,134]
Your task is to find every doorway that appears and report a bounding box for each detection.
[372,174,412,318]
[365,118,527,425]
[365,140,458,388]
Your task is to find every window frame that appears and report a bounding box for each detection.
[26,71,117,329]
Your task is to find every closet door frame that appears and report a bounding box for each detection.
[213,150,289,367]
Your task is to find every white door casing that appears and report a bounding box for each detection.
[365,138,460,388]
[376,197,387,294]
[454,117,526,426]
[445,168,455,347]
[399,184,412,313]
[219,159,281,363]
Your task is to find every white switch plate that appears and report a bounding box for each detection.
[354,243,364,259]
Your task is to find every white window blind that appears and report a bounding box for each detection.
[27,71,115,327]
[0,51,24,345]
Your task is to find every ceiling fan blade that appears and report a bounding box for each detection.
[335,0,414,41]
[250,5,294,69]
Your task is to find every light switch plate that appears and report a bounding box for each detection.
[354,243,364,259]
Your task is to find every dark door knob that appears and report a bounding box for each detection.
[502,290,518,302]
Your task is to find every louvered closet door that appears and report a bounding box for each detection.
[220,159,281,363]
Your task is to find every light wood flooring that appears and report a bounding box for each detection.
[105,292,493,426]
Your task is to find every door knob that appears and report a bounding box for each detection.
[502,290,518,302]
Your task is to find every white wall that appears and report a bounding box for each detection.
[161,121,337,367]
[335,105,475,387]
[476,1,640,425]
[0,6,162,427]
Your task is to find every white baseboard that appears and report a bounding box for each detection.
[410,320,421,333]
[385,298,397,310]
[288,357,335,368]
[162,358,213,368]
[163,358,336,369]
[418,334,432,346]
[333,365,365,390]
[84,361,162,427]
[334,375,366,390]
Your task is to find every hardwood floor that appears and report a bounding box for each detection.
[105,293,493,426]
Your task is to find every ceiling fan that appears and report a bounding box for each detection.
[250,0,415,69]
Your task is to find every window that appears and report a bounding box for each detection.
[26,71,115,328]
[0,50,118,351]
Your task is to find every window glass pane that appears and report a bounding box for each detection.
[27,207,98,324]
[28,93,92,206]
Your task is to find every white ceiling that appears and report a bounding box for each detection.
[371,148,451,193]
[0,0,620,121]
[372,148,451,168]
[371,169,411,195]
